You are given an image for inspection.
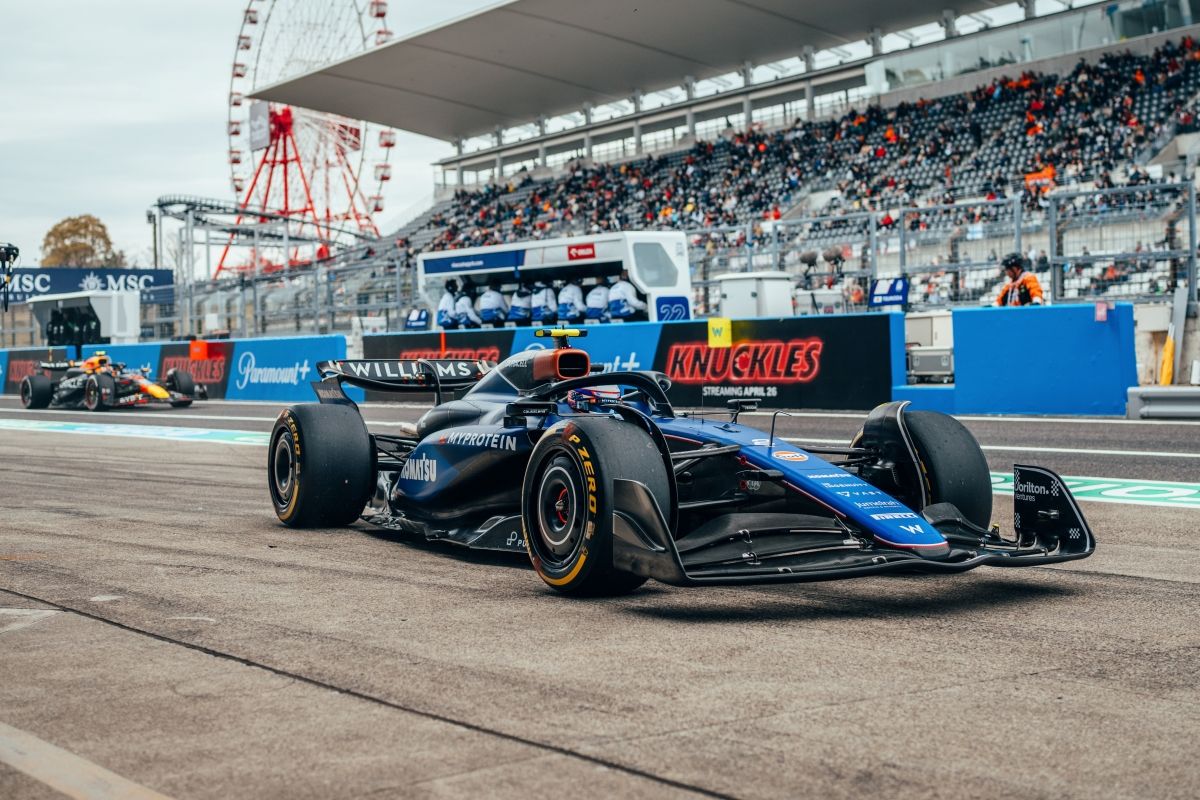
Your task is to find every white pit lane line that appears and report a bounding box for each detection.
[0,407,415,428]
[0,719,174,800]
[3,408,1198,454]
[780,436,1200,460]
[729,409,1200,426]
[2,418,1196,509]
[2,412,1197,458]
[6,398,1200,425]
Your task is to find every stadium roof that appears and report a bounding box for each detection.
[252,0,1007,142]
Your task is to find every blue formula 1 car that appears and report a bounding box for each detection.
[267,329,1094,595]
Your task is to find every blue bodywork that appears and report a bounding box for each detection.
[653,417,946,551]
[313,340,1095,584]
[394,376,945,551]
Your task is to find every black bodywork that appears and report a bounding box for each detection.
[21,360,205,410]
[287,335,1095,589]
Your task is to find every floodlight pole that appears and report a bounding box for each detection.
[582,104,594,160]
[146,210,160,268]
[631,93,643,154]
[684,77,696,138]
[1013,194,1023,256]
[157,207,164,272]
[803,47,815,119]
[1188,181,1197,306]
[741,62,753,126]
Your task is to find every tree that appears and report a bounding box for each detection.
[41,214,126,267]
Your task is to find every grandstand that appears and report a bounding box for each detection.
[173,0,1200,336]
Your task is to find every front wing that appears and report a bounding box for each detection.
[610,464,1095,586]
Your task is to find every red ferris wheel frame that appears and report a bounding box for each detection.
[216,107,380,275]
[218,0,395,277]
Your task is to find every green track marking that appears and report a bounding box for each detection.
[3,417,1196,509]
[991,472,1200,509]
[0,418,269,446]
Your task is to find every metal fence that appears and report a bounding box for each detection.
[0,304,38,348]
[136,183,1200,340]
[4,184,1195,349]
[141,255,419,341]
[687,182,1198,312]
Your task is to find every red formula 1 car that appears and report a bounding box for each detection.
[19,351,205,411]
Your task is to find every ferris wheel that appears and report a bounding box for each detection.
[222,0,397,274]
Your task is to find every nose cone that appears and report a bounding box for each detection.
[145,383,170,399]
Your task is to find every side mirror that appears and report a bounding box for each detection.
[726,397,760,423]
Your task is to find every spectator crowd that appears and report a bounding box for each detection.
[409,36,1200,255]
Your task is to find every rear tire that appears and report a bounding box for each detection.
[268,404,374,528]
[83,374,115,412]
[903,410,993,529]
[522,417,666,596]
[20,375,52,409]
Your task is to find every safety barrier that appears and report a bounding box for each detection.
[0,335,359,403]
[363,314,906,411]
[1,307,1138,414]
[895,304,1137,416]
[1126,386,1200,419]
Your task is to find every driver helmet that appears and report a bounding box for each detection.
[565,386,621,412]
[83,352,110,372]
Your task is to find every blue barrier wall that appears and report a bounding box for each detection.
[226,335,353,402]
[896,304,1137,416]
[82,342,163,372]
[1,306,1133,414]
[81,338,350,401]
[368,312,905,410]
[887,312,906,401]
[1,335,357,403]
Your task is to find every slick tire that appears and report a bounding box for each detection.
[269,404,374,528]
[522,416,667,596]
[903,410,993,529]
[83,373,115,412]
[168,370,196,406]
[20,375,52,409]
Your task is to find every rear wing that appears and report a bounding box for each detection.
[313,359,493,405]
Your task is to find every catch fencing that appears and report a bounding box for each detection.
[687,182,1198,312]
[3,185,1192,348]
[128,182,1200,341]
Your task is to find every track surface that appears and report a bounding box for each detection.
[1,396,1197,799]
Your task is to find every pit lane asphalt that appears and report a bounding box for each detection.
[0,396,1197,799]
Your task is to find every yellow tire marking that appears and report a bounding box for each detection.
[278,414,301,521]
[538,550,588,586]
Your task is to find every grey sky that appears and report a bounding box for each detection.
[0,0,492,270]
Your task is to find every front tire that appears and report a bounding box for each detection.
[268,404,374,528]
[903,410,993,529]
[83,374,115,411]
[20,375,52,409]
[522,417,667,596]
[167,370,196,407]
